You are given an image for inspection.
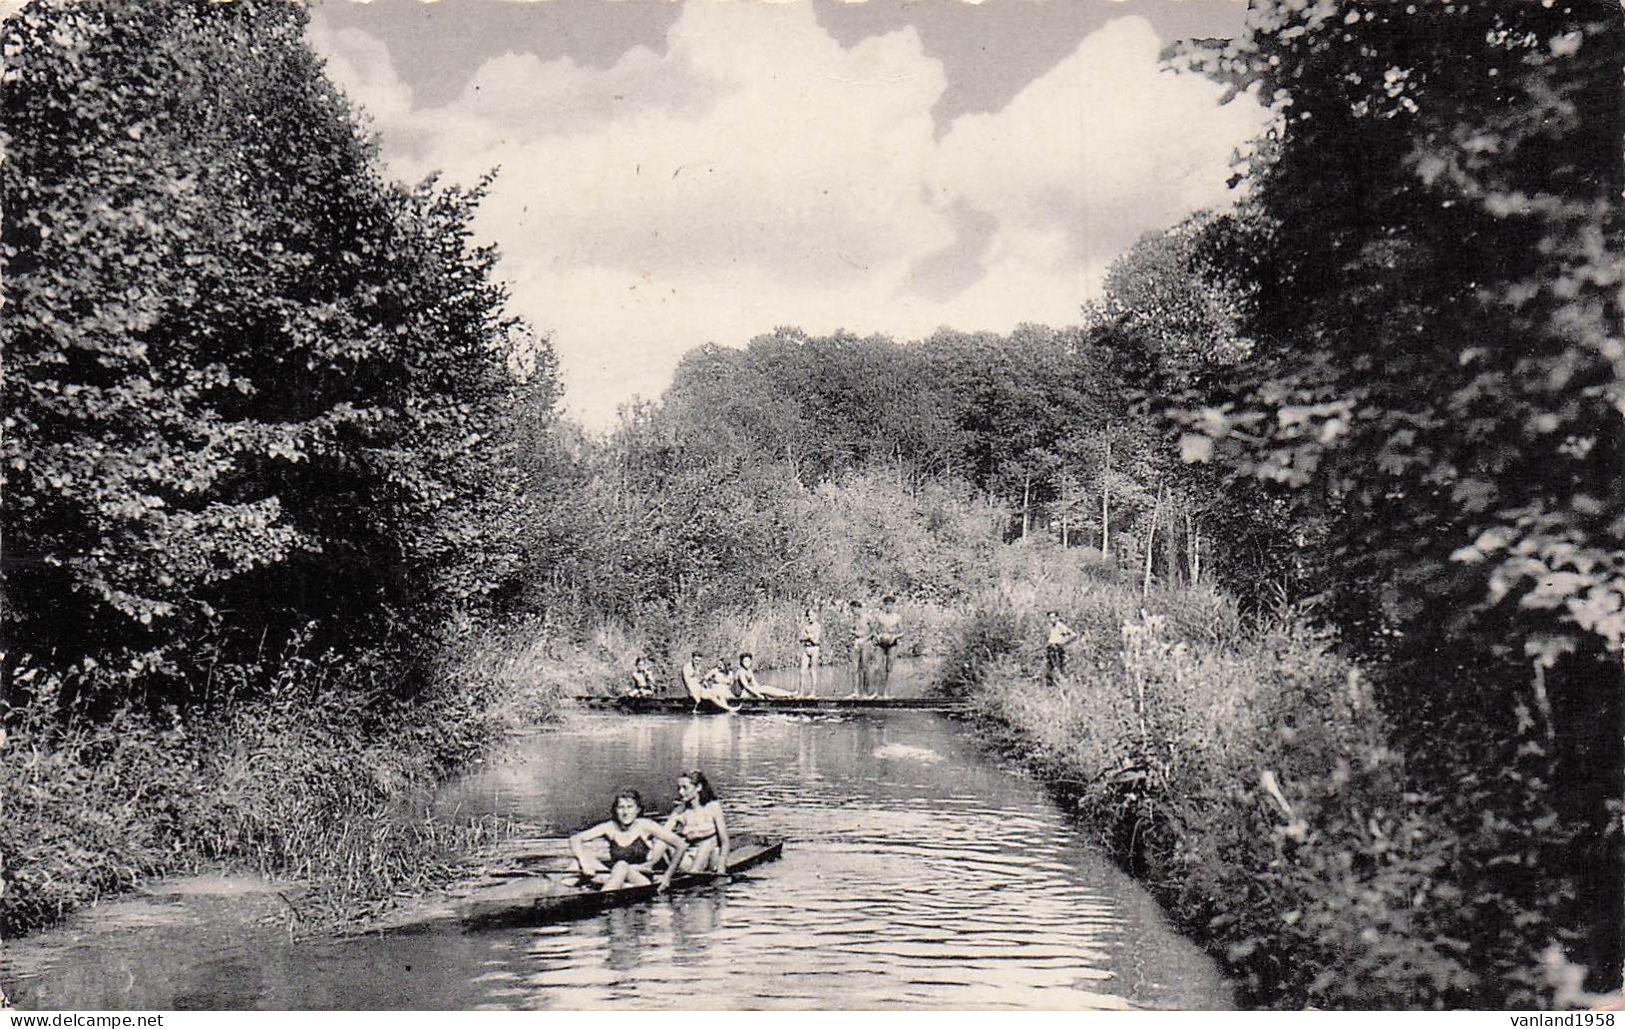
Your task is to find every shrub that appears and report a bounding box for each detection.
[943,559,1598,1008]
[0,623,565,938]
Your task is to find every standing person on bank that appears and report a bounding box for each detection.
[798,607,823,697]
[847,599,871,698]
[1045,610,1078,685]
[870,594,904,698]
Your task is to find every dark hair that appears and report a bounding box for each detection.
[804,607,816,619]
[634,656,648,666]
[849,599,864,608]
[1046,610,1059,619]
[681,769,718,806]
[739,651,753,663]
[610,788,644,825]
[691,650,704,659]
[882,594,896,603]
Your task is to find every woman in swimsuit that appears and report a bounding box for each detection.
[569,788,689,891]
[653,769,730,875]
[734,652,795,700]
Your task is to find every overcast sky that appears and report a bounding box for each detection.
[308,0,1265,427]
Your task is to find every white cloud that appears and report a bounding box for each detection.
[308,4,1266,426]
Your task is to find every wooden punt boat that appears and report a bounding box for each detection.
[366,835,784,934]
[575,695,966,714]
[461,834,784,930]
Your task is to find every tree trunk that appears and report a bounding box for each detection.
[1141,482,1164,600]
[1101,441,1111,559]
[1021,475,1031,539]
[1060,471,1070,548]
[1187,512,1201,584]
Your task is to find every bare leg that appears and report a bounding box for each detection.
[680,837,720,874]
[875,645,894,697]
[603,860,634,890]
[849,644,868,698]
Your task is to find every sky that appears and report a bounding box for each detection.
[307,0,1267,427]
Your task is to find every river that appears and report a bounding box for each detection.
[3,666,1231,1010]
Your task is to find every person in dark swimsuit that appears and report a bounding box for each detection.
[569,788,689,891]
[626,657,655,698]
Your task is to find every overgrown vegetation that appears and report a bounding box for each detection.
[0,0,558,936]
[1,624,566,938]
[943,551,1607,1008]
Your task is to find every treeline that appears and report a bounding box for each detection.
[514,323,1301,644]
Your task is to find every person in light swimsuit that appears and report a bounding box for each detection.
[651,769,730,875]
[682,650,736,710]
[569,788,689,891]
[847,599,871,698]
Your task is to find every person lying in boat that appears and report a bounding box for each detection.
[732,652,796,700]
[681,650,736,711]
[569,788,689,892]
[649,769,730,875]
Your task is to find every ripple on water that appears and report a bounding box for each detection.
[5,709,1231,1011]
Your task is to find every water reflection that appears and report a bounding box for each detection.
[6,710,1231,1011]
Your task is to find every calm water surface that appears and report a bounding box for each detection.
[6,691,1231,1009]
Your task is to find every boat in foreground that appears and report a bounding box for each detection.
[366,834,784,934]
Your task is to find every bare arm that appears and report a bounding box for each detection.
[569,822,609,873]
[641,819,689,890]
[713,803,730,874]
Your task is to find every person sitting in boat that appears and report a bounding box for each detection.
[705,655,735,696]
[733,652,795,700]
[650,769,730,875]
[626,656,655,698]
[569,788,689,892]
[682,650,736,710]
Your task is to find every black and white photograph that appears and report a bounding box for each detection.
[1,0,1622,1013]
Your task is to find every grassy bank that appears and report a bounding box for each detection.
[0,620,567,939]
[941,543,1599,1010]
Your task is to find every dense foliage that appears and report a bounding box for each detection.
[514,324,1268,644]
[0,0,555,708]
[1141,0,1625,997]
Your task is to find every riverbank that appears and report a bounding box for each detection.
[941,543,1602,1009]
[546,595,965,697]
[0,619,568,941]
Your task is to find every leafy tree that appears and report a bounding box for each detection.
[1,0,554,705]
[1172,0,1624,997]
